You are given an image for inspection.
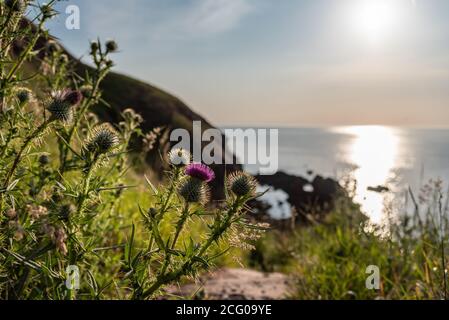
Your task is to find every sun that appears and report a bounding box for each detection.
[349,0,402,45]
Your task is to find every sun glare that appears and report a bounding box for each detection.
[349,0,402,45]
[335,126,401,224]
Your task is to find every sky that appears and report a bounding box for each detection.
[43,0,449,127]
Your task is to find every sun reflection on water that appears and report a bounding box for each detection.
[334,126,401,224]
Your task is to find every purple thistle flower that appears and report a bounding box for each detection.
[64,90,83,106]
[185,163,215,183]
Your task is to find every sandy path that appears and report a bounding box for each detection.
[166,268,292,300]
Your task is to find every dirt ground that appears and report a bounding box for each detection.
[165,268,292,300]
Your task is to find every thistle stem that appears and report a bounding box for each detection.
[197,198,240,258]
[139,197,242,300]
[76,156,99,214]
[1,120,50,213]
[171,202,190,250]
[5,19,45,84]
[59,66,108,175]
[159,168,180,217]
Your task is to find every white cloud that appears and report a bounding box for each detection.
[183,0,252,36]
[149,0,253,39]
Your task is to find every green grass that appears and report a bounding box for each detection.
[246,195,448,300]
[97,174,448,300]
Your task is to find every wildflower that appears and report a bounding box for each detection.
[228,222,269,250]
[227,171,257,197]
[26,204,48,220]
[54,228,68,255]
[168,148,191,167]
[142,131,157,152]
[85,123,120,155]
[47,90,82,123]
[122,108,143,123]
[5,0,26,12]
[178,177,210,204]
[105,40,118,52]
[64,90,83,106]
[142,130,160,153]
[41,223,56,240]
[5,208,17,219]
[185,163,215,183]
[8,221,25,241]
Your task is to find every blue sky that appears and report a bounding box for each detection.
[44,0,449,126]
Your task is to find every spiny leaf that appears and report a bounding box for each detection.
[144,174,158,195]
[7,179,20,191]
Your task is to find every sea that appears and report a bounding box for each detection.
[224,126,449,222]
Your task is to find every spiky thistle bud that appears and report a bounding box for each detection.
[45,40,60,54]
[227,171,257,197]
[47,90,82,123]
[90,41,99,53]
[105,59,114,68]
[105,40,118,52]
[40,3,55,19]
[38,154,50,165]
[85,123,120,155]
[16,87,32,104]
[80,84,94,98]
[178,177,210,204]
[59,54,69,65]
[168,148,191,167]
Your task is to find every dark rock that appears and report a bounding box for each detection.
[255,171,346,223]
[367,185,390,193]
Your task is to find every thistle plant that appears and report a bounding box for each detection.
[125,160,267,300]
[1,88,81,199]
[57,36,117,175]
[0,1,265,300]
